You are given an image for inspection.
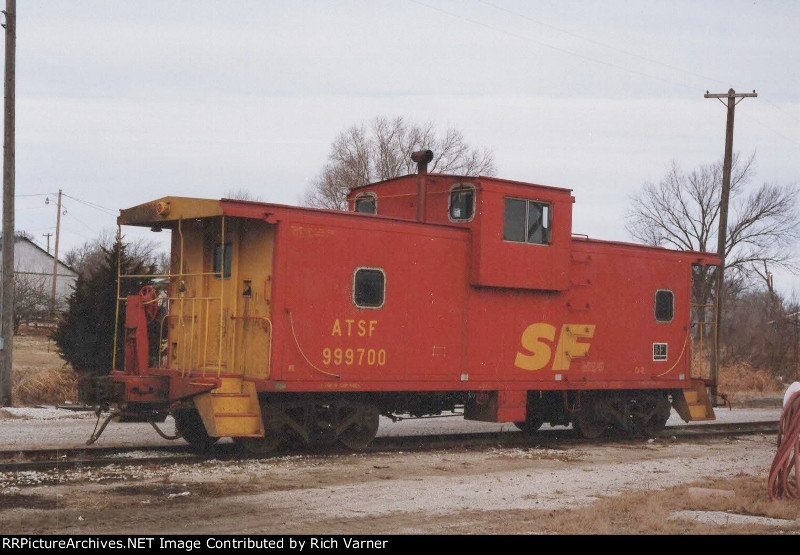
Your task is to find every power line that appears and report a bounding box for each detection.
[409,0,710,92]
[763,98,800,124]
[61,192,118,216]
[418,1,796,152]
[479,0,726,87]
[61,206,100,233]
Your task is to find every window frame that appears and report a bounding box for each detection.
[352,267,386,309]
[354,192,378,214]
[213,242,232,279]
[503,197,552,245]
[448,183,476,222]
[654,289,674,323]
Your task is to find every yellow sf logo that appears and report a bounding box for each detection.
[515,323,596,371]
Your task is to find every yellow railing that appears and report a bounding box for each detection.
[690,301,717,381]
[113,217,228,377]
[113,216,272,380]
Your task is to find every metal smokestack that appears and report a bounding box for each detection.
[411,149,433,222]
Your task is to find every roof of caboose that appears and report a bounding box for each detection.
[118,196,223,226]
[571,234,722,266]
[118,174,577,228]
[116,193,465,233]
[348,173,574,196]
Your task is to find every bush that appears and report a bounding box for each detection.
[52,241,159,377]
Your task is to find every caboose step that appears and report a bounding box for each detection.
[672,380,716,422]
[210,413,264,437]
[193,377,265,438]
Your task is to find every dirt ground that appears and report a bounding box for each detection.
[0,406,796,536]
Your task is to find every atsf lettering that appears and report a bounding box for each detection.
[324,318,385,367]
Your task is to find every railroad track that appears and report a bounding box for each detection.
[0,419,779,473]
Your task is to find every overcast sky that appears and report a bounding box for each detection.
[7,1,799,293]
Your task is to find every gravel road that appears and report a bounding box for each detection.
[0,401,792,535]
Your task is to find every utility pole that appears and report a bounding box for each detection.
[0,0,14,407]
[704,88,757,400]
[42,232,52,253]
[50,189,62,316]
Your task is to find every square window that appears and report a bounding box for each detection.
[449,185,475,221]
[655,290,674,322]
[504,198,551,244]
[353,268,385,308]
[355,194,377,214]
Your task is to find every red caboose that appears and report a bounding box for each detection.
[88,151,721,452]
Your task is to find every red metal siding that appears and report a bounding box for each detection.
[264,206,702,395]
[463,240,695,390]
[270,209,470,390]
[470,180,574,291]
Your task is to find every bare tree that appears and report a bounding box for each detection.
[64,230,167,279]
[64,232,114,280]
[626,153,800,370]
[13,272,51,332]
[224,188,263,202]
[724,289,800,377]
[626,152,800,292]
[303,116,496,210]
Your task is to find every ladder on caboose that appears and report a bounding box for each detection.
[675,272,721,421]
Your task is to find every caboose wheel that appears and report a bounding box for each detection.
[513,415,544,433]
[338,403,380,450]
[640,393,671,438]
[236,403,285,455]
[174,408,218,454]
[573,408,607,439]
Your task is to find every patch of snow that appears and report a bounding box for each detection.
[671,510,796,528]
[0,406,96,421]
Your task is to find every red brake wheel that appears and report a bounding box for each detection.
[139,285,158,322]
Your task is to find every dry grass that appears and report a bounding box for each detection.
[718,362,786,396]
[11,332,79,406]
[536,474,800,535]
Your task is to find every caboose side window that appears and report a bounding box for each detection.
[503,198,551,244]
[449,184,475,221]
[213,242,232,279]
[353,268,385,309]
[655,290,674,322]
[355,193,377,214]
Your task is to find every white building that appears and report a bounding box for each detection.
[0,235,78,318]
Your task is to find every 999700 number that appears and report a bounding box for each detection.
[322,347,387,367]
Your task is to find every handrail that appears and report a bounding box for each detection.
[114,214,276,382]
[690,296,718,382]
[120,271,222,279]
[216,216,225,378]
[112,227,123,371]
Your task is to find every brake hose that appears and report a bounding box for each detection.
[767,385,800,501]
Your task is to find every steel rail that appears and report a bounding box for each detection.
[0,420,778,473]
